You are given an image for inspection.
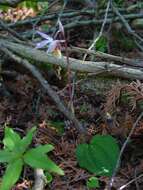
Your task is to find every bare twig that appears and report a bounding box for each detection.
[109,112,143,189]
[134,39,143,51]
[5,6,143,28]
[111,1,143,50]
[0,46,86,135]
[134,167,140,190]
[0,0,24,7]
[0,19,25,42]
[70,46,143,67]
[118,173,143,190]
[6,10,143,29]
[82,0,111,62]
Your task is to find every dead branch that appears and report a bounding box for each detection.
[0,0,24,7]
[111,2,143,51]
[70,46,143,67]
[5,8,143,29]
[0,19,26,42]
[1,39,143,80]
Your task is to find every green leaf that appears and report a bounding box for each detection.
[87,177,100,189]
[76,135,120,177]
[24,147,64,175]
[3,127,21,151]
[0,158,23,190]
[96,36,108,52]
[32,144,54,154]
[45,172,53,184]
[0,150,13,163]
[17,127,36,153]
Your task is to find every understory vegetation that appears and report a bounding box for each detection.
[0,0,143,189]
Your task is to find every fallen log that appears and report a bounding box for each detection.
[0,39,143,80]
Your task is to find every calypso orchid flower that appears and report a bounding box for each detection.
[35,19,65,58]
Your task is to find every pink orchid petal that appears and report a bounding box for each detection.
[35,40,49,49]
[47,40,59,53]
[37,31,53,42]
[54,19,65,38]
[58,19,64,35]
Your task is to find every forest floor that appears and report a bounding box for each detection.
[0,0,143,190]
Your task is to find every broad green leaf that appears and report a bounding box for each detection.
[0,150,13,163]
[17,127,36,153]
[3,127,21,151]
[24,148,64,175]
[87,177,100,189]
[33,144,54,154]
[76,135,120,177]
[91,135,119,175]
[0,158,23,190]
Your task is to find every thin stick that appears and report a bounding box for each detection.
[111,1,143,50]
[70,46,143,67]
[134,167,140,190]
[118,173,143,190]
[109,112,143,189]
[0,19,26,42]
[0,0,24,7]
[82,0,111,62]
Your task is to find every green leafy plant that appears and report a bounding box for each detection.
[95,36,108,52]
[0,126,64,190]
[87,176,100,189]
[76,135,119,177]
[45,171,53,184]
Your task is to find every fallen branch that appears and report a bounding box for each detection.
[55,13,143,31]
[1,39,143,80]
[111,2,143,50]
[5,8,143,29]
[0,0,24,7]
[19,12,143,39]
[0,46,86,135]
[70,46,143,67]
[0,19,26,42]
